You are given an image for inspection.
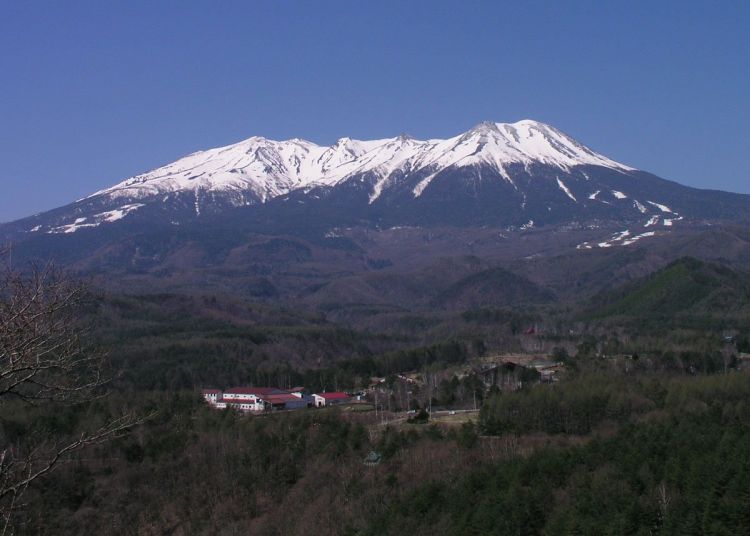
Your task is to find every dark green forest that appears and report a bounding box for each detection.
[9,371,750,535]
[4,256,750,534]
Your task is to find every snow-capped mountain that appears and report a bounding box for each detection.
[4,119,750,243]
[90,119,632,209]
[89,135,389,207]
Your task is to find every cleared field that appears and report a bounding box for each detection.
[428,409,480,425]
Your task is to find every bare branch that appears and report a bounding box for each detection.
[0,258,146,529]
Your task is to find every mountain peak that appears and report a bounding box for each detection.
[512,118,549,127]
[11,118,748,243]
[440,119,632,179]
[470,120,501,133]
[78,119,636,218]
[470,119,552,132]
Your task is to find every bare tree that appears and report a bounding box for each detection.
[656,480,673,525]
[0,260,144,533]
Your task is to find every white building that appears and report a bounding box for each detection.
[202,389,221,404]
[312,392,351,407]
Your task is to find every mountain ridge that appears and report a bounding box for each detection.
[87,119,633,209]
[3,120,750,266]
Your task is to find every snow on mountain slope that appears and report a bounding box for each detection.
[411,120,633,196]
[91,136,383,204]
[18,118,739,240]
[90,120,634,208]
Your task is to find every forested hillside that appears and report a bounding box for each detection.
[9,372,750,535]
[4,253,750,534]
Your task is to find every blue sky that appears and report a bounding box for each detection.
[1,0,748,222]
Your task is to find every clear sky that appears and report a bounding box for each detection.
[1,0,748,222]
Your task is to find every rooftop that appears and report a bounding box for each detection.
[265,393,306,404]
[315,392,350,400]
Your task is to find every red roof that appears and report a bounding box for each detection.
[265,393,302,404]
[315,392,350,400]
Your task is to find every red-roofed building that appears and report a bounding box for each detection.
[221,387,286,411]
[201,387,314,412]
[312,392,351,407]
[265,392,313,410]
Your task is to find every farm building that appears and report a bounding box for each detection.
[202,387,313,412]
[312,392,351,407]
[264,392,314,410]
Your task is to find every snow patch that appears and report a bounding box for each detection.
[48,222,100,234]
[47,204,144,234]
[612,230,631,241]
[647,201,674,213]
[612,190,627,199]
[578,228,661,249]
[97,203,145,222]
[595,229,632,247]
[412,171,439,197]
[621,231,656,246]
[633,200,647,213]
[556,177,577,202]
